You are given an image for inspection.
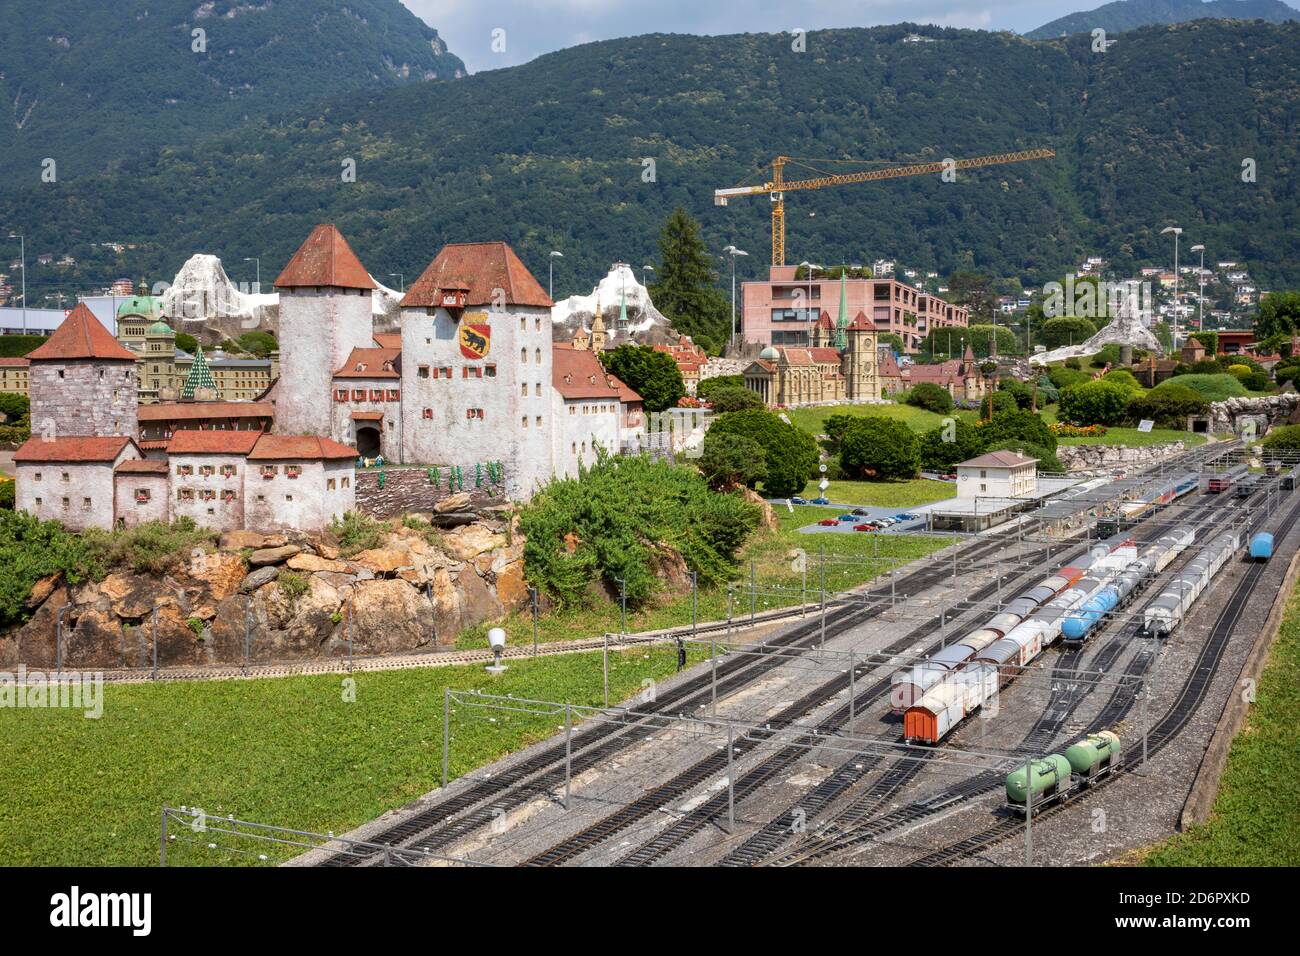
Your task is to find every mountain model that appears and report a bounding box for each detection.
[1027,0,1297,39]
[0,0,464,177]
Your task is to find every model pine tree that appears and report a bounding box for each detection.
[648,208,731,354]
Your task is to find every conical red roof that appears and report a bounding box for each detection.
[400,241,551,309]
[274,224,376,290]
[26,303,137,362]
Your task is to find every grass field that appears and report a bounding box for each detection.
[796,478,956,508]
[1039,404,1207,448]
[785,402,977,436]
[0,646,708,866]
[1139,579,1300,866]
[457,500,952,649]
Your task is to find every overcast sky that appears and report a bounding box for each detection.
[402,0,1113,73]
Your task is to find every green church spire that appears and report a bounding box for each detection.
[834,270,849,351]
[182,346,216,399]
[618,285,628,324]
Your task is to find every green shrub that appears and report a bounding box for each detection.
[1039,316,1097,350]
[1125,384,1209,429]
[1156,373,1249,403]
[905,381,954,414]
[1058,379,1132,426]
[82,517,218,576]
[1049,365,1089,390]
[697,431,767,490]
[977,408,1058,452]
[277,571,309,603]
[519,452,758,608]
[708,408,818,498]
[0,510,104,628]
[705,385,765,413]
[1261,425,1300,452]
[329,511,387,557]
[839,417,920,480]
[0,480,13,510]
[1064,357,1082,370]
[1101,369,1143,393]
[601,344,685,413]
[918,418,984,472]
[983,439,1063,474]
[696,375,744,401]
[979,390,1018,418]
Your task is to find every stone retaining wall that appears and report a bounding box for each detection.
[1056,441,1187,474]
[355,466,507,519]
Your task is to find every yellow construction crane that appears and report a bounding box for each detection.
[714,148,1056,266]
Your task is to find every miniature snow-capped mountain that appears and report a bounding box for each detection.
[551,262,682,347]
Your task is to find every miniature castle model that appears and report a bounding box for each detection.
[13,224,644,532]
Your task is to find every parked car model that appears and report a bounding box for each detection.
[838,514,857,522]
[852,508,870,516]
[818,518,838,527]
[853,524,875,532]
[791,497,808,505]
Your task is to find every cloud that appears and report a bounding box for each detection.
[402,1,1097,73]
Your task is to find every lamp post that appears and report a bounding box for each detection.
[548,250,563,301]
[6,233,25,333]
[723,245,749,350]
[1161,226,1182,351]
[1190,244,1205,333]
[242,257,260,294]
[642,264,654,289]
[387,273,405,294]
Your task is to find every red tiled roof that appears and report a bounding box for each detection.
[350,411,384,421]
[167,430,263,455]
[273,224,376,290]
[137,401,274,422]
[808,347,842,363]
[248,435,357,460]
[114,459,169,475]
[26,303,137,362]
[552,344,641,402]
[372,333,402,349]
[814,311,834,330]
[14,435,135,463]
[848,311,873,331]
[401,242,551,309]
[0,357,30,367]
[334,347,400,379]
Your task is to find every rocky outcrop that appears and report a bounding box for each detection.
[1209,393,1300,436]
[1,518,528,671]
[1056,441,1187,474]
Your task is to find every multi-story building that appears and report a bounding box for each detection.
[0,356,29,395]
[741,266,968,352]
[742,306,880,407]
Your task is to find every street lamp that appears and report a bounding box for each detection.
[642,264,654,289]
[6,233,25,333]
[387,273,405,294]
[723,245,749,350]
[548,250,563,302]
[1161,226,1182,352]
[242,257,260,293]
[1190,244,1205,332]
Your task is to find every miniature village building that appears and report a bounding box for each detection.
[742,308,880,406]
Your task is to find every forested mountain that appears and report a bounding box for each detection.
[0,0,463,177]
[1027,0,1297,39]
[0,20,1295,307]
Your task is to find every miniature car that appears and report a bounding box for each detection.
[852,508,870,516]
[838,514,857,522]
[853,524,875,532]
[791,496,808,505]
[818,518,838,527]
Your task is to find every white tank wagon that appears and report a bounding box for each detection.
[1143,530,1243,636]
[888,534,1133,713]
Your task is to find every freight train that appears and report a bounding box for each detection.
[889,532,1134,714]
[1096,472,1198,537]
[1143,530,1243,636]
[1250,532,1274,560]
[1005,731,1122,815]
[1059,526,1194,645]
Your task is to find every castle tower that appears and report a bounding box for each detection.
[398,241,554,498]
[843,311,880,401]
[26,302,139,439]
[273,224,376,436]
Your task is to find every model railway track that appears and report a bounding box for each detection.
[533,484,1222,867]
[904,489,1298,867]
[747,497,1229,868]
[312,529,1019,865]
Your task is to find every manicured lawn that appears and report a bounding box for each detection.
[785,401,977,436]
[0,645,707,866]
[457,497,953,649]
[1040,404,1206,448]
[796,478,956,508]
[1141,581,1300,866]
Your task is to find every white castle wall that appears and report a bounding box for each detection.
[551,392,622,479]
[168,452,248,532]
[276,287,373,437]
[16,447,138,531]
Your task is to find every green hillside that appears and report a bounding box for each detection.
[0,0,464,178]
[1027,0,1297,39]
[0,20,1296,302]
